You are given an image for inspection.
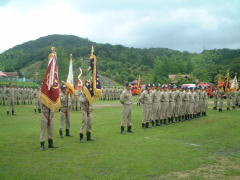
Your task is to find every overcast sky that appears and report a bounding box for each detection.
[0,0,240,53]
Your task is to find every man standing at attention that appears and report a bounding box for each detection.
[120,83,133,134]
[139,84,152,128]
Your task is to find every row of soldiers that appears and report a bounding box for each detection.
[0,86,37,106]
[138,84,208,128]
[119,83,208,134]
[100,87,123,101]
[212,89,240,112]
[0,84,41,115]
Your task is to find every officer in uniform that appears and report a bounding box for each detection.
[79,89,94,142]
[160,85,169,124]
[59,84,72,137]
[119,83,133,134]
[151,84,161,126]
[189,88,195,119]
[174,86,182,122]
[139,84,152,128]
[168,85,176,123]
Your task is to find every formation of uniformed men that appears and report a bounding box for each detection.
[213,88,240,112]
[0,84,38,115]
[100,87,123,101]
[138,84,208,128]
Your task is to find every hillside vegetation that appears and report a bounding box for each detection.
[0,34,240,84]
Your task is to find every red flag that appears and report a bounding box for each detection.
[40,49,61,111]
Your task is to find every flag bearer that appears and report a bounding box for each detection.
[59,84,72,137]
[79,89,94,142]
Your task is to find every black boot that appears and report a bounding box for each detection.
[12,111,15,115]
[86,131,94,141]
[127,126,133,133]
[175,117,178,123]
[59,129,63,138]
[167,118,171,124]
[40,141,45,151]
[66,129,72,137]
[159,120,163,126]
[38,109,41,113]
[151,120,155,127]
[7,111,9,115]
[48,139,58,148]
[142,123,145,128]
[80,133,84,143]
[163,119,167,125]
[146,122,150,128]
[121,126,124,134]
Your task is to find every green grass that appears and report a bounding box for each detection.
[0,101,240,180]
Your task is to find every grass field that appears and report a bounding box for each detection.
[0,101,240,180]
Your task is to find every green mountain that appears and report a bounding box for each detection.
[0,34,240,85]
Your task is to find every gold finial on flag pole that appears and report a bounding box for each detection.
[51,46,56,53]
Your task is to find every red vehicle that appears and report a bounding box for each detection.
[130,80,143,95]
[197,83,215,97]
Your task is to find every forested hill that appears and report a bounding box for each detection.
[0,34,240,84]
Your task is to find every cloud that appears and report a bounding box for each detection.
[0,0,240,53]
